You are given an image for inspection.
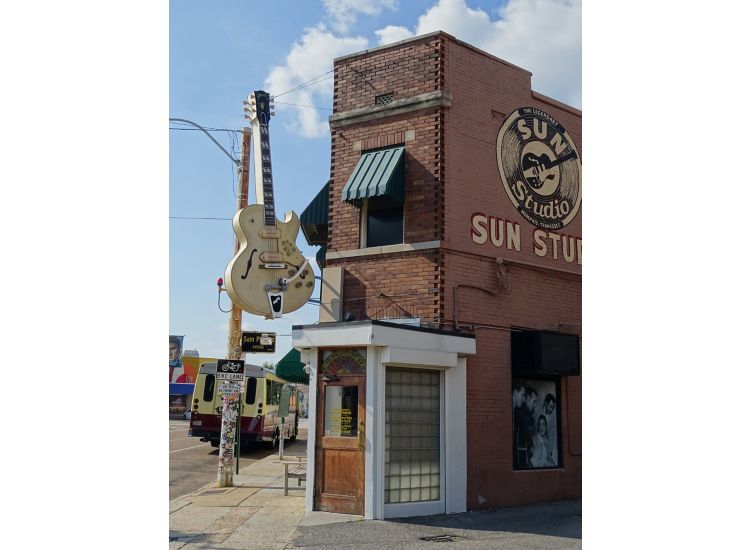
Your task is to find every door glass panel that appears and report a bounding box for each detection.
[324,386,358,437]
[384,368,441,504]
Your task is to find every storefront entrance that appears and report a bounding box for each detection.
[314,350,366,514]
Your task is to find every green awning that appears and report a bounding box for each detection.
[341,146,405,204]
[300,181,330,246]
[274,348,308,384]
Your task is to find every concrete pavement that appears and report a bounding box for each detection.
[169,439,311,550]
[169,422,581,549]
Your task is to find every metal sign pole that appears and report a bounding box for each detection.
[216,388,239,487]
[216,127,250,489]
[216,359,244,487]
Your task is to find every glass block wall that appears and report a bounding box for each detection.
[384,368,441,504]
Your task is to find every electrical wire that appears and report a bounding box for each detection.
[169,125,242,133]
[271,70,334,99]
[170,216,233,220]
[274,101,332,111]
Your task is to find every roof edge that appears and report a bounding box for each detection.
[334,30,532,78]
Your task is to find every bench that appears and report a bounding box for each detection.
[284,458,307,496]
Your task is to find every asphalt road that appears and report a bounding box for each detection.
[169,419,307,500]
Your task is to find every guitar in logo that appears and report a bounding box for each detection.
[496,107,582,230]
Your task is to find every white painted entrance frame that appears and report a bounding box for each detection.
[293,321,475,520]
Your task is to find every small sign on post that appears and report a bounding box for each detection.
[241,331,276,353]
[216,359,245,487]
[216,359,246,381]
[218,382,243,396]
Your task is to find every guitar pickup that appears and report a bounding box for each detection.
[259,252,283,263]
[260,263,287,269]
[258,227,280,239]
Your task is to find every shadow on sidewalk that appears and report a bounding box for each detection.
[389,499,581,539]
[291,499,580,549]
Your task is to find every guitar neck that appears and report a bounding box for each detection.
[258,122,276,226]
[549,149,578,168]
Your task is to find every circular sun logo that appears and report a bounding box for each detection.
[496,107,582,230]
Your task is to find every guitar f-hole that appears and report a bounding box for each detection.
[240,249,257,280]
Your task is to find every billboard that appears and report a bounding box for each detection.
[169,335,184,383]
[173,355,220,386]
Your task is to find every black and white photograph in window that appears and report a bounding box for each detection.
[512,378,560,469]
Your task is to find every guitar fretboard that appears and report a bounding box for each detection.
[259,122,276,226]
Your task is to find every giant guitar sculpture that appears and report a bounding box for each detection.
[225,90,315,319]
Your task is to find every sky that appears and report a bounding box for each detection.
[169,0,582,366]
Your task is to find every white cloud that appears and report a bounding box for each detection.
[374,24,413,45]
[376,0,582,107]
[324,0,398,33]
[265,25,368,138]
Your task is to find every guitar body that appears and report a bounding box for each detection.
[225,204,315,318]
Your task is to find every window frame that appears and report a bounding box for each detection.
[383,366,446,518]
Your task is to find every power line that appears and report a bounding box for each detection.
[271,70,334,99]
[169,126,243,133]
[170,216,232,221]
[274,101,332,111]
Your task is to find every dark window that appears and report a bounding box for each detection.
[246,377,258,405]
[266,380,280,405]
[203,374,215,402]
[366,196,403,247]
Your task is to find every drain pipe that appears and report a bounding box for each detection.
[452,257,509,331]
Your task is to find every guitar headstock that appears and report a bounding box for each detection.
[243,90,275,124]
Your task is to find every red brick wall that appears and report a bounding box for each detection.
[327,35,444,325]
[441,37,582,508]
[329,250,441,322]
[328,111,442,253]
[326,32,582,509]
[333,37,442,113]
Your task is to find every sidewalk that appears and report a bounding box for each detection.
[169,429,580,549]
[169,433,325,550]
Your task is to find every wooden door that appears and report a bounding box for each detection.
[314,374,366,514]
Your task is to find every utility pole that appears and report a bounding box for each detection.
[216,126,252,488]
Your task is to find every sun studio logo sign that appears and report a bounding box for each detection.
[496,107,582,230]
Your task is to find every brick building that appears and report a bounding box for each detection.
[293,31,581,519]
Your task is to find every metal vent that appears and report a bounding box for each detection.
[375,93,394,106]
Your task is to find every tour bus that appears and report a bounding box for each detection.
[188,362,301,449]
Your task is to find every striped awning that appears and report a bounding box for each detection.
[275,348,309,384]
[341,146,405,204]
[300,181,330,246]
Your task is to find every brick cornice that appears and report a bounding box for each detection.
[329,91,451,129]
